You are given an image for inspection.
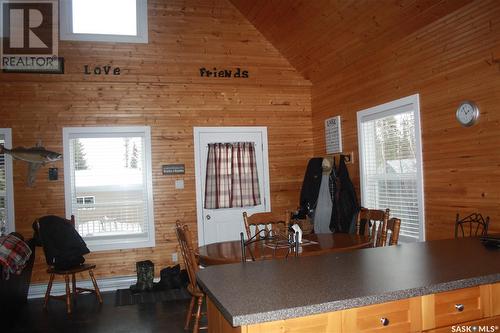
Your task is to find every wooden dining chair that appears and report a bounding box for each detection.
[175,221,207,333]
[355,208,390,247]
[384,217,401,246]
[37,215,103,314]
[242,211,288,240]
[455,213,490,238]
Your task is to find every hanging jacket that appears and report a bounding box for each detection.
[329,158,360,233]
[33,215,90,270]
[327,166,338,233]
[298,158,323,218]
[313,173,334,233]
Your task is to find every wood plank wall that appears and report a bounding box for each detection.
[0,0,312,283]
[311,0,500,240]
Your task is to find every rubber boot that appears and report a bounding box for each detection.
[143,260,154,291]
[130,260,155,293]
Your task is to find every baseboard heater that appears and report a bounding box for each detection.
[28,275,160,299]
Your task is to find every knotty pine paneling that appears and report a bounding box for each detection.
[0,0,312,283]
[230,0,473,83]
[311,0,500,240]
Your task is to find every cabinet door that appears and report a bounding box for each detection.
[423,315,500,333]
[492,282,500,316]
[422,286,489,330]
[342,297,422,332]
[245,311,342,333]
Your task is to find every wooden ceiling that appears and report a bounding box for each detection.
[229,0,473,83]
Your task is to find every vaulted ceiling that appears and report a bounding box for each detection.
[230,0,474,83]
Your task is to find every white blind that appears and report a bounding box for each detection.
[360,109,421,241]
[67,134,150,241]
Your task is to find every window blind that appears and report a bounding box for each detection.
[359,107,422,241]
[64,127,154,251]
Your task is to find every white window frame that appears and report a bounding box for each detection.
[76,196,95,205]
[357,94,425,242]
[0,128,15,234]
[63,126,155,251]
[60,0,149,43]
[76,195,96,210]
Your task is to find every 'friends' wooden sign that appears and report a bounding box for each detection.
[199,67,249,78]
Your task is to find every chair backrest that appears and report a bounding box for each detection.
[34,215,75,232]
[455,213,489,238]
[355,208,371,236]
[175,221,200,293]
[356,208,390,247]
[243,211,288,240]
[34,215,87,268]
[385,218,401,246]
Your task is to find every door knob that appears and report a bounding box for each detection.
[455,303,464,312]
[206,215,211,220]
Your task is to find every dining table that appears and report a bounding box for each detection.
[196,233,371,266]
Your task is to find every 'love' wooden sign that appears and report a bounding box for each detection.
[84,65,121,75]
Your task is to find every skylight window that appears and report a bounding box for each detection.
[60,0,148,43]
[72,0,137,36]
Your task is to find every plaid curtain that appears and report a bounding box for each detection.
[204,142,261,209]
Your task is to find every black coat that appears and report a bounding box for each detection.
[33,215,90,270]
[329,158,360,233]
[298,158,323,217]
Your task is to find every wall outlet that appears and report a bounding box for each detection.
[172,252,178,263]
[175,179,184,189]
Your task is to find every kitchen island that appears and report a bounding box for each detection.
[197,237,500,332]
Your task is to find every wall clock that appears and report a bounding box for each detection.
[456,101,479,127]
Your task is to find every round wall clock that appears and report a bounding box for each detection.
[456,101,479,127]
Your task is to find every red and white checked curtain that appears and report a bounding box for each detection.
[204,142,261,209]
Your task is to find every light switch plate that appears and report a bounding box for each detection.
[175,179,184,189]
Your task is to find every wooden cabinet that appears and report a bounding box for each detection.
[342,297,422,332]
[243,312,341,333]
[422,285,491,330]
[208,283,500,333]
[424,315,500,333]
[208,298,242,333]
[492,282,500,316]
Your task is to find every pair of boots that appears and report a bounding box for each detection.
[130,260,154,293]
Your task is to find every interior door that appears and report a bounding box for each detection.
[194,127,270,246]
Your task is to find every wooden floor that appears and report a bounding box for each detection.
[6,291,200,333]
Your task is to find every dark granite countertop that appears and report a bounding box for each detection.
[196,237,500,327]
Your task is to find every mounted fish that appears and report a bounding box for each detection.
[0,145,62,187]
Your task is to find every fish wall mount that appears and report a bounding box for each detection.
[0,143,62,187]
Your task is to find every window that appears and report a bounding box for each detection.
[60,0,148,43]
[0,129,15,235]
[63,127,155,251]
[76,196,96,210]
[357,94,425,242]
[76,196,95,205]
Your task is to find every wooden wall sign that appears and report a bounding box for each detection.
[162,164,185,175]
[84,64,121,75]
[325,116,342,154]
[199,67,249,78]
